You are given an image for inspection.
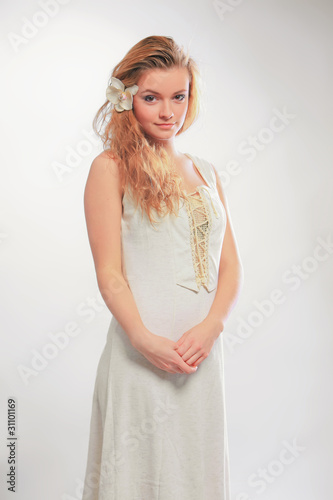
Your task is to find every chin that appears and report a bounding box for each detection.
[147,130,176,140]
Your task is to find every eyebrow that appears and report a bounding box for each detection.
[140,89,188,95]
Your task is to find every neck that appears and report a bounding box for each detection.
[148,136,182,162]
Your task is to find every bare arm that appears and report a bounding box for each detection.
[84,152,149,346]
[205,164,244,331]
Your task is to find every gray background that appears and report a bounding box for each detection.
[1,0,332,498]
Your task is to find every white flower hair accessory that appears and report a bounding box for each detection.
[106,77,139,112]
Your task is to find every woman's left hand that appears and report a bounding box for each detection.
[174,316,224,367]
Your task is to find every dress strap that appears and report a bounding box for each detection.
[199,186,219,217]
[184,153,217,189]
[184,153,219,217]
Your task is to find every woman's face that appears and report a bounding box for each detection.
[132,67,190,142]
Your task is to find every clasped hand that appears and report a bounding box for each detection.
[134,317,222,374]
[174,317,222,368]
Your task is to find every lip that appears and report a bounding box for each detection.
[155,123,176,128]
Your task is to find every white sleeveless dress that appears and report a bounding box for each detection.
[81,153,230,500]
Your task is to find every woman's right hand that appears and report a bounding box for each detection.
[132,330,198,374]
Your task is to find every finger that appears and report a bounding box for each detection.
[175,341,191,357]
[178,358,197,374]
[164,362,181,374]
[192,354,207,366]
[178,343,200,362]
[161,360,184,374]
[160,361,173,373]
[174,336,186,348]
[183,348,203,364]
[181,347,200,364]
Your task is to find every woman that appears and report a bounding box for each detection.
[82,35,243,500]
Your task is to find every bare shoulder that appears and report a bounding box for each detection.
[84,151,123,202]
[88,150,121,179]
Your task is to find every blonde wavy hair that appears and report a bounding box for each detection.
[92,35,202,225]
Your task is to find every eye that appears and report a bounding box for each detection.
[143,95,156,102]
[143,94,186,103]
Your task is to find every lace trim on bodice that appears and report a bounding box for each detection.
[183,190,212,291]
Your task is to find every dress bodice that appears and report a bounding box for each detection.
[121,153,227,294]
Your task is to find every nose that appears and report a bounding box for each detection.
[159,100,174,120]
